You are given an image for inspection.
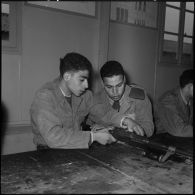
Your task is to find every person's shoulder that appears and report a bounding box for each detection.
[159,87,178,100]
[158,87,179,104]
[128,83,146,100]
[35,78,58,98]
[81,89,93,100]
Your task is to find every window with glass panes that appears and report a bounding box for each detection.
[158,2,194,66]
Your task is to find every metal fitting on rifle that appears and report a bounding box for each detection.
[141,151,160,161]
[185,158,193,165]
[158,146,176,163]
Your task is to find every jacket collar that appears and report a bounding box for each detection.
[53,77,67,105]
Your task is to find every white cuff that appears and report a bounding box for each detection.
[90,131,93,143]
[120,114,136,128]
[120,116,128,128]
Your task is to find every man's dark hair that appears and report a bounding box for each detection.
[179,69,194,88]
[100,60,125,80]
[59,52,92,78]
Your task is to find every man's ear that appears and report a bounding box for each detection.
[123,76,126,83]
[188,83,193,90]
[63,72,71,81]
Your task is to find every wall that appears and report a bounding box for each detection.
[1,125,36,155]
[155,66,189,99]
[108,22,158,99]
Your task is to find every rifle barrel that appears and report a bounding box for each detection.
[110,128,193,160]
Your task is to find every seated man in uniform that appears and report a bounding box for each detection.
[154,69,193,137]
[30,52,144,150]
[87,60,154,137]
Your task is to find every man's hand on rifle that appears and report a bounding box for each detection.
[90,124,114,133]
[122,117,145,136]
[89,124,116,145]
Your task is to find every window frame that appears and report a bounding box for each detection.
[2,1,22,54]
[158,2,194,67]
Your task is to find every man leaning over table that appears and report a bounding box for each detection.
[86,60,154,138]
[30,52,144,150]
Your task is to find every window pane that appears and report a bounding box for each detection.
[184,37,192,44]
[182,39,192,64]
[1,3,10,13]
[1,3,10,41]
[166,2,180,8]
[165,7,180,33]
[184,12,194,37]
[183,38,192,53]
[164,34,178,42]
[163,34,178,61]
[186,2,194,11]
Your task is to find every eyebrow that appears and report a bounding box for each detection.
[105,81,124,87]
[80,76,88,79]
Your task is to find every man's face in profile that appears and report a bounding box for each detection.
[67,70,89,96]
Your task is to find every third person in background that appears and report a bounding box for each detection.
[154,69,193,137]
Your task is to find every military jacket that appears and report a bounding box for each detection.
[90,84,154,137]
[154,87,193,137]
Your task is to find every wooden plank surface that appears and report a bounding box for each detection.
[1,141,193,194]
[81,142,193,194]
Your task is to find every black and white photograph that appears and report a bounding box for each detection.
[1,1,193,194]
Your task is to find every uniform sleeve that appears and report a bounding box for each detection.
[156,103,193,137]
[30,91,90,149]
[135,95,154,137]
[86,92,124,128]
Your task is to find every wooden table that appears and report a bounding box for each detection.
[1,135,193,194]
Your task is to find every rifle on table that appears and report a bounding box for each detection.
[109,128,193,164]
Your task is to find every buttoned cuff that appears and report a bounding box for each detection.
[120,114,136,128]
[88,131,94,146]
[90,131,94,143]
[120,116,128,128]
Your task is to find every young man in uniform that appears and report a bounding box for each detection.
[30,53,144,150]
[88,60,154,138]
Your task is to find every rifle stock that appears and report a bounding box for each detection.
[109,128,193,163]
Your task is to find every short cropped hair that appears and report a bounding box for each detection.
[100,60,125,80]
[59,52,92,78]
[179,69,194,88]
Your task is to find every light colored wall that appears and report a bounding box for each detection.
[108,23,158,99]
[1,125,36,155]
[1,54,22,124]
[154,66,189,99]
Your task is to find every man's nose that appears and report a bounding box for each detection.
[112,87,118,95]
[84,80,88,89]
